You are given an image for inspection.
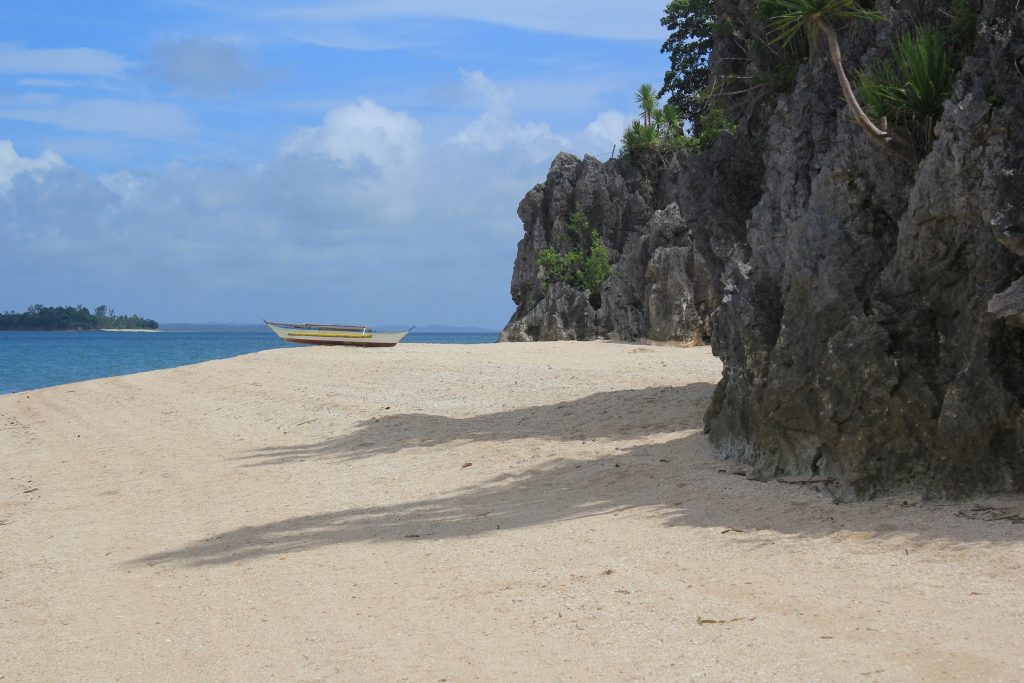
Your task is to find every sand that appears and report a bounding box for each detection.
[1,341,1023,682]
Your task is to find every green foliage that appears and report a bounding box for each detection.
[0,304,159,331]
[622,83,736,159]
[635,83,659,126]
[537,206,612,308]
[583,238,612,295]
[857,27,955,128]
[758,0,925,160]
[658,0,715,124]
[685,106,738,151]
[762,0,883,47]
[656,103,683,137]
[948,0,977,52]
[749,0,810,89]
[622,118,660,155]
[859,3,971,144]
[857,61,900,120]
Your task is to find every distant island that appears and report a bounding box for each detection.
[0,305,159,331]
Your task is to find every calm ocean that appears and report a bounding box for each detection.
[0,329,497,394]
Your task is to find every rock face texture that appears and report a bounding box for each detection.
[706,0,1024,499]
[504,0,1024,498]
[500,134,761,343]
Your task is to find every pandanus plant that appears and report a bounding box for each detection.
[635,83,659,126]
[857,26,955,135]
[656,103,683,138]
[623,118,660,151]
[767,0,916,160]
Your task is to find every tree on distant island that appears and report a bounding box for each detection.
[0,304,159,331]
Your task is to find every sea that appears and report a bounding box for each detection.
[0,329,498,394]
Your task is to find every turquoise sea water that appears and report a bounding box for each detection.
[0,330,497,394]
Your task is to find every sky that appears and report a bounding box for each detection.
[0,1,669,328]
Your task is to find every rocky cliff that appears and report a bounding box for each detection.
[502,0,1024,498]
[499,142,760,343]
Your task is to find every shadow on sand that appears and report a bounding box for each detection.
[237,385,711,466]
[135,383,1023,567]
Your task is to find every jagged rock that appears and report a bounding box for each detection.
[989,277,1024,327]
[503,0,1023,498]
[705,0,1024,499]
[498,283,597,342]
[991,223,1024,327]
[501,133,759,343]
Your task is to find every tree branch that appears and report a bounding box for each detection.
[815,18,917,162]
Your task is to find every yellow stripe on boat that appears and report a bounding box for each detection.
[287,331,372,338]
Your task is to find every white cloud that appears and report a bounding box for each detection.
[451,115,564,161]
[0,44,130,77]
[584,109,629,151]
[0,140,66,189]
[281,97,422,169]
[458,69,508,111]
[0,99,194,139]
[284,23,433,51]
[259,1,664,42]
[279,98,425,224]
[448,70,566,162]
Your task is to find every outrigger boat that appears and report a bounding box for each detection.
[264,321,412,347]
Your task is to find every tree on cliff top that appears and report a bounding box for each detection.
[658,0,715,125]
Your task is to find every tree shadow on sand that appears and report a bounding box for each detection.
[237,385,713,466]
[136,383,1023,568]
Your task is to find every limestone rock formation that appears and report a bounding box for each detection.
[705,0,1024,499]
[499,131,760,343]
[503,0,1024,498]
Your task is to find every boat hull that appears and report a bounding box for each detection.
[280,337,402,347]
[265,321,409,347]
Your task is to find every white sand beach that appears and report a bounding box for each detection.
[2,342,1023,681]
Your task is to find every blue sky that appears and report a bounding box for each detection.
[0,1,668,327]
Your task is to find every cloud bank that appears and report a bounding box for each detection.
[1,70,630,326]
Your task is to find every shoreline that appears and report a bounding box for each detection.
[0,327,160,333]
[2,342,1022,680]
[98,328,160,332]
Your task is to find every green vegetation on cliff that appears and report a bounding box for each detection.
[538,206,611,309]
[0,304,159,331]
[636,0,972,163]
[622,83,736,160]
[762,0,969,158]
[623,0,735,160]
[857,27,955,147]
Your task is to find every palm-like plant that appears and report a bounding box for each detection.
[635,84,658,126]
[889,27,953,121]
[857,26,954,149]
[767,0,882,46]
[659,103,683,137]
[623,119,660,151]
[623,83,723,157]
[624,84,665,157]
[765,0,915,160]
